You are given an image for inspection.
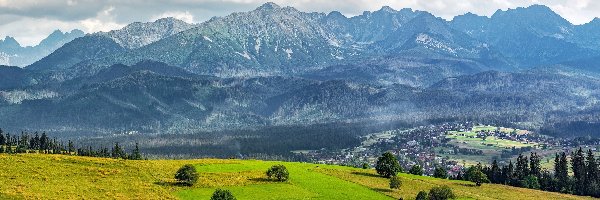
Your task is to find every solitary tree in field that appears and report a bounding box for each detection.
[409,165,424,176]
[376,152,402,178]
[175,164,199,186]
[467,167,489,186]
[428,186,455,200]
[211,188,236,200]
[266,164,289,182]
[433,166,448,179]
[389,176,402,189]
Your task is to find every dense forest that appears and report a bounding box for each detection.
[452,149,600,197]
[73,120,415,159]
[0,128,142,160]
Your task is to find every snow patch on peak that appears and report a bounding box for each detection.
[254,38,261,53]
[0,52,9,65]
[203,36,213,42]
[284,48,293,59]
[236,51,252,60]
[415,33,457,54]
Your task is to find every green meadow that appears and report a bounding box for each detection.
[0,154,592,200]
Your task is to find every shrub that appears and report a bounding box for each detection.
[416,191,429,200]
[389,176,402,189]
[409,165,424,176]
[175,164,199,186]
[376,152,402,178]
[361,163,370,169]
[521,175,540,189]
[266,164,289,182]
[428,186,455,200]
[211,188,236,200]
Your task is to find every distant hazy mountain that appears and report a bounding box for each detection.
[28,18,195,72]
[450,5,597,66]
[0,29,84,67]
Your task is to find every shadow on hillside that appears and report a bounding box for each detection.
[154,180,179,187]
[351,171,381,178]
[373,188,394,193]
[248,177,276,182]
[456,183,477,187]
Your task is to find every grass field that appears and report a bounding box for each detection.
[446,131,536,150]
[443,126,538,166]
[0,153,593,200]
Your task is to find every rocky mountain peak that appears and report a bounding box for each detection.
[256,2,281,11]
[0,36,21,48]
[99,17,195,49]
[378,6,396,13]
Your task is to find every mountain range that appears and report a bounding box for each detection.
[0,29,85,67]
[1,3,600,138]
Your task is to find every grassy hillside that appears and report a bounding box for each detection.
[0,154,592,200]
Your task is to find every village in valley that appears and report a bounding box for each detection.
[296,122,600,177]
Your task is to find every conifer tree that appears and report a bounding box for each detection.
[4,132,11,154]
[40,132,48,152]
[68,140,75,154]
[112,142,125,159]
[572,148,586,195]
[18,133,29,152]
[30,133,40,150]
[130,143,142,160]
[530,152,541,178]
[555,152,570,193]
[515,154,529,181]
[585,149,599,197]
[490,160,501,183]
[0,129,5,146]
[505,160,515,185]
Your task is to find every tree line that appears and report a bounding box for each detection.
[0,128,143,160]
[452,148,600,197]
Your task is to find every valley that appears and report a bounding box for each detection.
[2,1,600,199]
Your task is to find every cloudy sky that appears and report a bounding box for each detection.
[1,0,599,46]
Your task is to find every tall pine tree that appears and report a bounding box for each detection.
[585,149,599,197]
[572,148,586,195]
[130,143,142,160]
[515,154,529,182]
[530,152,541,178]
[0,129,4,146]
[503,160,515,186]
[555,152,570,193]
[490,160,501,184]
